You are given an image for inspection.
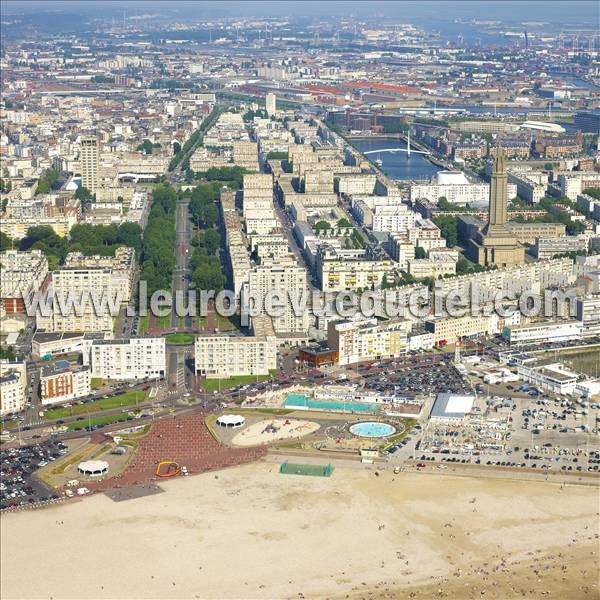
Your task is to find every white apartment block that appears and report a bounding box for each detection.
[425,314,492,344]
[372,204,417,234]
[327,317,410,365]
[88,337,166,380]
[576,294,600,337]
[338,173,377,195]
[410,182,514,206]
[317,246,397,292]
[508,171,546,204]
[194,334,277,378]
[0,360,27,416]
[532,236,588,260]
[37,247,135,334]
[390,235,416,270]
[0,249,49,314]
[243,173,273,217]
[249,233,290,261]
[558,172,600,201]
[407,218,446,252]
[40,363,91,406]
[245,260,309,334]
[433,258,575,305]
[408,258,456,279]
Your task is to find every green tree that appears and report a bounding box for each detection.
[36,169,59,195]
[203,229,221,255]
[136,139,154,154]
[415,246,427,259]
[432,215,458,247]
[0,232,13,251]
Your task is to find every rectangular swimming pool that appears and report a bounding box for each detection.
[284,393,379,413]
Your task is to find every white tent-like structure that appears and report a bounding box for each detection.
[77,460,109,477]
[216,415,246,429]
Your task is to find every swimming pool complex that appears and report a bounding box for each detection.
[284,394,378,413]
[349,422,397,438]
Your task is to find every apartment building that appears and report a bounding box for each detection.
[245,259,309,334]
[338,173,377,195]
[37,247,135,334]
[411,172,516,206]
[433,258,575,305]
[372,203,417,234]
[507,171,547,204]
[87,337,166,380]
[505,222,566,244]
[0,360,27,416]
[40,362,91,405]
[532,236,588,260]
[317,245,397,292]
[425,314,492,344]
[327,317,410,365]
[575,294,600,337]
[408,258,456,279]
[0,249,49,314]
[407,218,446,252]
[194,334,277,378]
[304,170,333,194]
[389,235,416,270]
[266,93,277,116]
[557,172,600,201]
[80,136,99,193]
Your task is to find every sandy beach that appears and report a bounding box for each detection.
[1,462,598,600]
[231,418,320,446]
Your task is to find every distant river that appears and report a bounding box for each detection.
[352,138,441,181]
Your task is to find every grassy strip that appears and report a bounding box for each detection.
[201,370,277,391]
[67,413,131,431]
[43,391,146,420]
[165,333,196,345]
[138,314,149,335]
[91,378,103,389]
[155,314,172,329]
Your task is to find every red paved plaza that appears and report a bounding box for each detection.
[85,413,265,492]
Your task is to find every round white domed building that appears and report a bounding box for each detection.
[77,460,109,477]
[216,415,245,429]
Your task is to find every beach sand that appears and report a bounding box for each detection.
[231,419,320,446]
[1,463,598,600]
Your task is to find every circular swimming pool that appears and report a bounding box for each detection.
[349,422,396,438]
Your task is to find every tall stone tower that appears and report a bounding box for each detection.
[468,147,525,267]
[487,147,508,229]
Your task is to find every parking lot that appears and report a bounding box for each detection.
[1,440,67,510]
[357,357,470,396]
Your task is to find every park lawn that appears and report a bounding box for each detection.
[194,315,207,328]
[214,312,238,332]
[155,313,173,329]
[0,420,17,431]
[43,391,147,420]
[201,371,276,391]
[138,314,149,335]
[165,333,196,345]
[67,413,131,431]
[91,377,103,389]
